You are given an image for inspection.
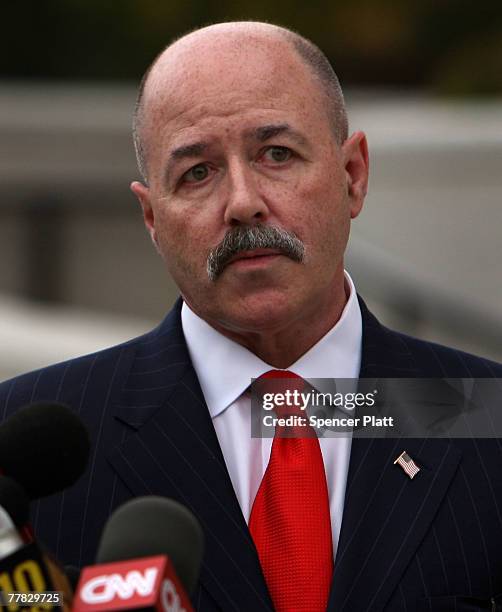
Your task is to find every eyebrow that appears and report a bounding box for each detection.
[165,141,209,179]
[250,123,308,146]
[171,142,208,159]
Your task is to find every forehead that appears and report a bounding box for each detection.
[142,33,329,147]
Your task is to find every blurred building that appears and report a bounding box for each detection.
[1,83,501,379]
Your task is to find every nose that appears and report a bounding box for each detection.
[223,160,270,226]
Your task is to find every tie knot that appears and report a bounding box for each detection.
[258,370,305,394]
[259,369,303,386]
[259,369,301,380]
[256,370,306,419]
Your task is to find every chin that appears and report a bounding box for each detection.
[217,293,302,333]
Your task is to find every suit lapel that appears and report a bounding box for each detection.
[108,300,273,611]
[327,298,462,611]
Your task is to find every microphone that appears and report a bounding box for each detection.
[0,401,90,499]
[73,496,205,612]
[0,476,73,610]
[0,403,89,610]
[0,541,73,610]
[0,475,30,557]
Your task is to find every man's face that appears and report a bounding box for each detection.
[132,32,368,336]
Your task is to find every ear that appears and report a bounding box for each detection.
[130,181,160,251]
[341,131,369,219]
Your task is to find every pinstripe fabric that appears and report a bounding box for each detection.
[1,296,501,611]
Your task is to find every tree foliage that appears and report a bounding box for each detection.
[2,0,501,94]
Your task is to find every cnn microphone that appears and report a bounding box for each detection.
[0,401,90,499]
[73,496,205,612]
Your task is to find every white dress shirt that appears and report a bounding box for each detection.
[181,271,362,556]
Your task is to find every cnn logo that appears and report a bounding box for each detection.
[75,557,190,612]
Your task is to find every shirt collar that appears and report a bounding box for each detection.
[181,271,362,419]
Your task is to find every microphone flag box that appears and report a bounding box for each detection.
[0,541,63,610]
[73,555,193,612]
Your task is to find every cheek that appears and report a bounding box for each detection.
[153,207,214,276]
[292,173,349,244]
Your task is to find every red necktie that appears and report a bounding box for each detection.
[249,370,334,612]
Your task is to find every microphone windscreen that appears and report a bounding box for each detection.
[96,496,204,595]
[0,476,30,527]
[0,402,90,499]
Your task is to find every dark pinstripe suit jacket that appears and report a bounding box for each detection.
[1,297,502,612]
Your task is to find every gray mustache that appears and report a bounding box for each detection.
[207,225,305,281]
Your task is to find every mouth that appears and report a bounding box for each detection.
[226,249,284,267]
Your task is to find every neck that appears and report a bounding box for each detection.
[201,278,350,368]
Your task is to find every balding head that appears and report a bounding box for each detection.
[132,22,348,182]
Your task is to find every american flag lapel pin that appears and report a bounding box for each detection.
[394,451,420,479]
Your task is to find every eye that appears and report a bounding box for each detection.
[262,146,292,163]
[182,163,210,183]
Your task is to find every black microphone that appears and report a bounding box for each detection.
[73,496,204,611]
[0,475,30,558]
[0,401,90,499]
[0,475,30,529]
[0,475,73,610]
[0,403,89,610]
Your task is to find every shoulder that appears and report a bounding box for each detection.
[0,300,186,416]
[388,327,502,377]
[358,296,502,378]
[0,332,146,416]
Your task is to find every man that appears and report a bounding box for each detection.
[1,21,502,612]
